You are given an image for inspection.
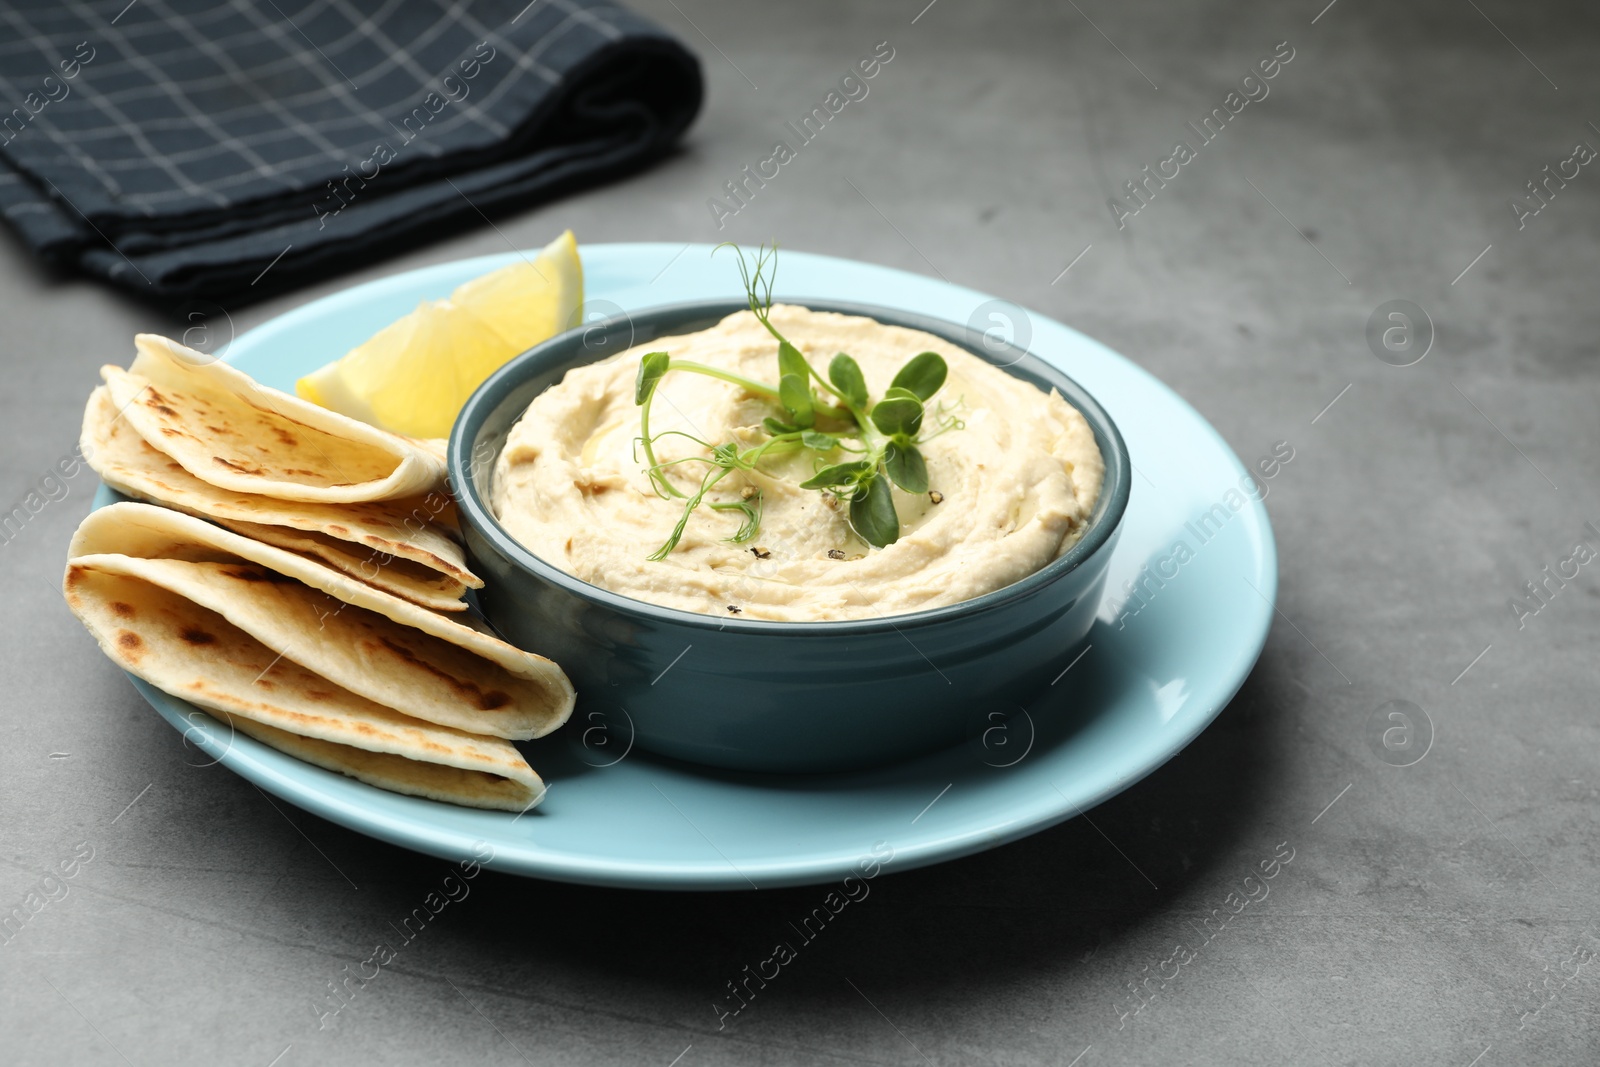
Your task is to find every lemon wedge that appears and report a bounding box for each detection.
[297,230,582,439]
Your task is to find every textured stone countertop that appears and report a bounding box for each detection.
[3,1,1597,1063]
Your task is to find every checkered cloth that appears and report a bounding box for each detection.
[0,0,701,299]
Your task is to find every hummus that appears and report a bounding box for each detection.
[491,306,1104,621]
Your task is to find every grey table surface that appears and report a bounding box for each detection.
[3,0,1598,1064]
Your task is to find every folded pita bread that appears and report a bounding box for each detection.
[217,520,472,611]
[64,562,543,812]
[103,334,445,503]
[82,386,478,612]
[71,504,575,740]
[230,718,540,812]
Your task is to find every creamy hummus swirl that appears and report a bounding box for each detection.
[491,306,1103,621]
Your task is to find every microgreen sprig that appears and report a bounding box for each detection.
[633,243,958,559]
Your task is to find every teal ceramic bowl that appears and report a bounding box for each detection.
[448,299,1130,773]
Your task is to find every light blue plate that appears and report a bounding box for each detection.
[96,244,1276,890]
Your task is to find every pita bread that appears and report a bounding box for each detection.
[104,334,445,503]
[218,520,471,611]
[82,386,477,612]
[72,504,575,740]
[230,718,540,813]
[63,562,542,812]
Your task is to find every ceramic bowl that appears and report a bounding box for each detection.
[449,299,1130,773]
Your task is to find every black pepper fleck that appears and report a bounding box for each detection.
[827,549,845,560]
[929,490,944,504]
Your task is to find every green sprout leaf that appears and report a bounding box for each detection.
[635,351,670,405]
[778,373,815,428]
[763,416,800,435]
[801,430,838,451]
[778,341,809,383]
[870,394,924,437]
[800,459,872,490]
[883,441,929,494]
[890,351,947,401]
[630,350,668,404]
[849,471,900,548]
[828,353,868,410]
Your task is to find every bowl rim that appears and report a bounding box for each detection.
[448,297,1132,635]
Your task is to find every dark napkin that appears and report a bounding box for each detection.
[0,0,701,300]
